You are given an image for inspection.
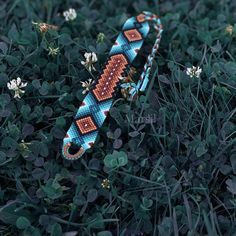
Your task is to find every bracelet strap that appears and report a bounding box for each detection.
[62,11,163,160]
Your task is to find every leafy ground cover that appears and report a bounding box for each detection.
[0,0,236,235]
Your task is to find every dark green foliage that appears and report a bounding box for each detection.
[0,0,236,235]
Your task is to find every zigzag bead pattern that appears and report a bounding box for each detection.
[92,54,128,102]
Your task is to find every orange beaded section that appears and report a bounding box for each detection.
[92,54,128,102]
[75,116,97,134]
[124,29,142,42]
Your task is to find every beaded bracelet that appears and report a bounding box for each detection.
[62,11,163,160]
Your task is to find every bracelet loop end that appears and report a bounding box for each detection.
[62,141,85,160]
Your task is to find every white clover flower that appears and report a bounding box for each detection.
[7,77,27,99]
[186,66,202,78]
[81,52,98,72]
[226,24,233,35]
[48,46,60,56]
[32,21,58,33]
[119,76,125,81]
[101,179,110,189]
[80,78,94,94]
[63,8,77,21]
[97,32,105,43]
